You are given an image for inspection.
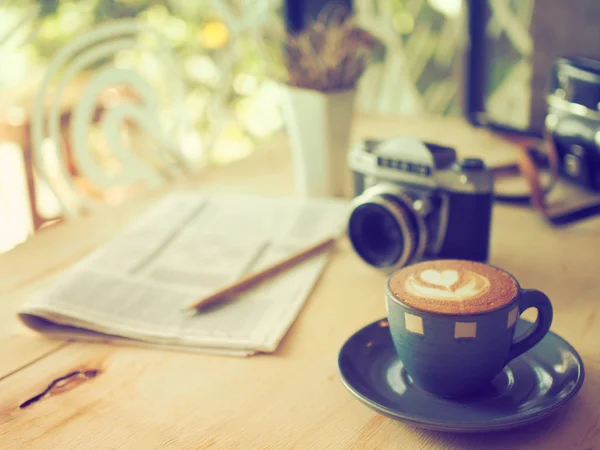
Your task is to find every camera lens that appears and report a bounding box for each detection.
[348,196,418,269]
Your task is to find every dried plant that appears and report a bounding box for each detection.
[261,4,384,92]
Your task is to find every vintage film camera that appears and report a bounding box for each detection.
[546,57,600,192]
[346,136,494,271]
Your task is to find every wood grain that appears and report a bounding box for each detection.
[1,114,599,448]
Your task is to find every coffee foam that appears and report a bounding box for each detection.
[388,260,518,315]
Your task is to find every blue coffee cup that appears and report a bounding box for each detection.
[385,263,553,398]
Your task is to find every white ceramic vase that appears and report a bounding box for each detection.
[280,85,356,198]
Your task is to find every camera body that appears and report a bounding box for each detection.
[547,57,600,191]
[347,136,494,271]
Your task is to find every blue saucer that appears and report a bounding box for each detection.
[338,318,584,433]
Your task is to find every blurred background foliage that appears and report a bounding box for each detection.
[1,0,288,166]
[1,0,471,165]
[0,0,531,252]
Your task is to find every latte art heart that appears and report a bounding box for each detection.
[419,269,459,288]
[404,269,491,301]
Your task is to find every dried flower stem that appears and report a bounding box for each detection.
[261,4,383,92]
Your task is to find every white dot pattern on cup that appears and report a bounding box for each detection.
[454,322,477,339]
[507,307,519,328]
[404,313,424,335]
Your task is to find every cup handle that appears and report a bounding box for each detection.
[507,289,554,362]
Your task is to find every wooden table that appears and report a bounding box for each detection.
[1,115,599,449]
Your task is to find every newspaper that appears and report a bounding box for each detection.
[18,192,350,356]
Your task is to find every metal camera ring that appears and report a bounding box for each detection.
[361,195,415,270]
[354,184,430,270]
[392,192,429,268]
[365,184,430,267]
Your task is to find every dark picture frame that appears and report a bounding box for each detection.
[465,0,600,138]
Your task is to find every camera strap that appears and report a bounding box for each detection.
[489,127,600,226]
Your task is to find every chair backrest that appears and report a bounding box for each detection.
[30,19,191,218]
[0,0,281,229]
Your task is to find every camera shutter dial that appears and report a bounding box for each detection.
[456,158,486,171]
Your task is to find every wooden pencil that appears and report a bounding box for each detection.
[183,237,337,312]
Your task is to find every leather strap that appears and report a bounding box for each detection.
[490,128,600,226]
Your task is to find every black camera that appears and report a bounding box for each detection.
[546,57,600,191]
[346,136,494,271]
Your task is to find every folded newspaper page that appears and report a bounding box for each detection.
[19,192,350,356]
